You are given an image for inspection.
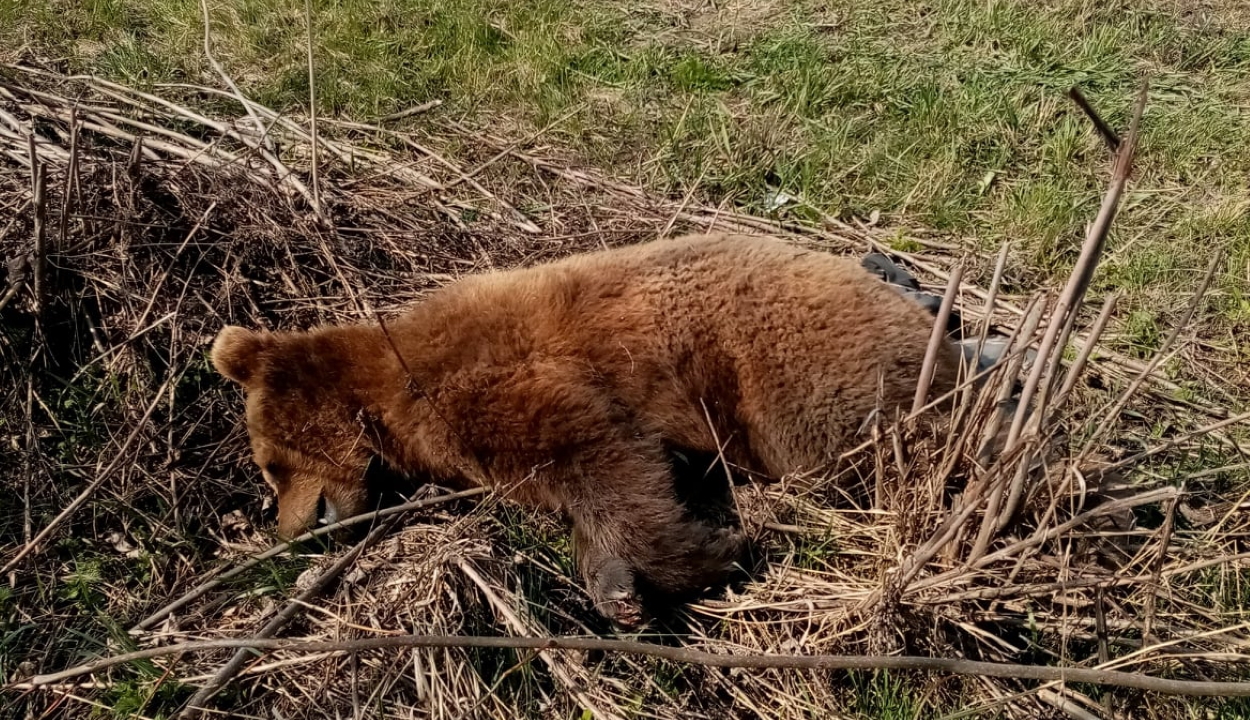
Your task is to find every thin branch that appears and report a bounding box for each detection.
[27,131,46,317]
[1089,408,1250,479]
[975,292,1046,468]
[198,0,272,153]
[304,0,322,216]
[375,100,442,122]
[127,203,217,339]
[1068,87,1120,152]
[1080,251,1223,458]
[374,311,481,460]
[374,311,418,384]
[22,634,1250,697]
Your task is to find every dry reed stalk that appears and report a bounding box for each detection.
[913,263,964,413]
[1005,82,1148,453]
[963,295,1047,561]
[933,83,1149,556]
[56,106,78,251]
[1141,486,1182,645]
[960,487,1178,582]
[1092,408,1250,480]
[304,0,323,220]
[1054,292,1119,407]
[849,226,1240,423]
[26,132,46,317]
[975,292,1046,462]
[198,0,272,154]
[967,242,1010,380]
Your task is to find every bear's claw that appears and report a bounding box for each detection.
[598,593,646,630]
[589,557,646,629]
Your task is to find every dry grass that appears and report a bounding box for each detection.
[1,63,1250,720]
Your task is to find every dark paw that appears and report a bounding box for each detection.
[707,527,748,568]
[589,558,647,630]
[599,591,646,631]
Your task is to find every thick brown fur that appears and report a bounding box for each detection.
[210,233,963,626]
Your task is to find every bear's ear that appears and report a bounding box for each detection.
[211,326,273,387]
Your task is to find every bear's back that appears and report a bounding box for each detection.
[622,234,959,473]
[402,234,959,475]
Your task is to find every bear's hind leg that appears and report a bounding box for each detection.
[640,522,747,600]
[570,473,746,629]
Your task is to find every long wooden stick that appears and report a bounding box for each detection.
[21,633,1250,697]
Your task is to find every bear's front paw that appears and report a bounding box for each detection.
[589,558,646,630]
[598,591,645,631]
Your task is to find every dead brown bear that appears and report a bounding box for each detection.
[210,233,963,627]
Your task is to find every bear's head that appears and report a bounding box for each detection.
[210,325,374,539]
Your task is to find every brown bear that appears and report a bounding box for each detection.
[210,233,963,626]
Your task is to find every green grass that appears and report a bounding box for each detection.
[849,670,923,719]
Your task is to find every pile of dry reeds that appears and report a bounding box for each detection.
[3,62,1250,720]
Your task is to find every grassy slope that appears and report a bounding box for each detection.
[6,1,1249,287]
[6,0,1249,383]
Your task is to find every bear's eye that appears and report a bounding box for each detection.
[264,462,282,476]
